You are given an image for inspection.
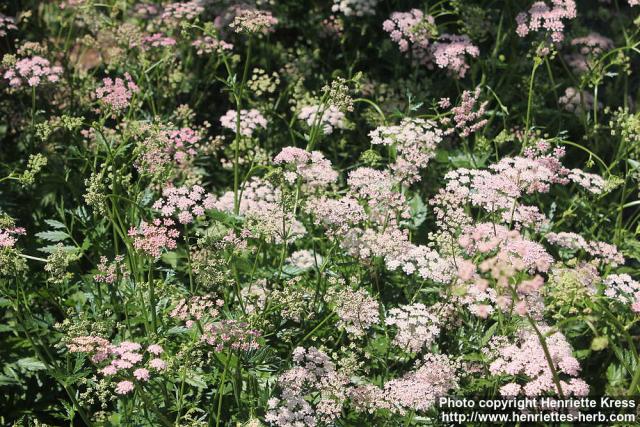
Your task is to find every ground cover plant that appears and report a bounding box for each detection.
[1,0,640,425]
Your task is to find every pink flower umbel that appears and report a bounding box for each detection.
[115,380,135,395]
[128,219,180,258]
[133,368,150,381]
[3,56,62,88]
[516,0,577,43]
[94,73,139,114]
[220,109,267,137]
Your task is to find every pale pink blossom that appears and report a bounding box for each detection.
[94,73,139,113]
[115,380,135,395]
[133,368,150,381]
[0,13,17,37]
[149,358,167,371]
[516,0,577,43]
[3,56,63,88]
[220,109,267,137]
[298,105,346,135]
[128,218,180,258]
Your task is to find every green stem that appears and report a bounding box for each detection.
[215,352,233,427]
[233,40,252,215]
[523,58,541,149]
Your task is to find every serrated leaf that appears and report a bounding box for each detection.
[281,265,305,276]
[35,230,70,242]
[38,245,77,254]
[183,371,207,388]
[0,375,18,385]
[405,194,427,230]
[44,219,66,229]
[17,357,46,371]
[480,322,499,347]
[167,326,189,335]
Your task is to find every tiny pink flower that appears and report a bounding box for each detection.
[100,365,118,376]
[115,380,135,395]
[133,368,150,381]
[149,358,167,371]
[147,344,164,355]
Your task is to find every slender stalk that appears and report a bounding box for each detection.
[233,40,253,215]
[148,264,157,333]
[215,352,233,427]
[526,315,565,399]
[523,58,541,149]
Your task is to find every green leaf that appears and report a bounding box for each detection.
[17,357,46,371]
[38,245,77,254]
[0,375,18,385]
[161,251,179,269]
[281,265,305,276]
[35,230,70,242]
[405,194,427,230]
[480,322,499,347]
[167,326,189,335]
[183,371,207,388]
[44,219,66,229]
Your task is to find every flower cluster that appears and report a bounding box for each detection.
[485,326,589,397]
[382,9,436,54]
[94,73,139,113]
[603,274,640,312]
[516,0,577,43]
[385,303,442,353]
[132,3,161,19]
[160,1,204,25]
[0,224,25,248]
[170,295,223,328]
[220,109,267,137]
[138,33,176,50]
[546,232,624,265]
[212,177,306,243]
[192,36,233,55]
[67,338,167,395]
[152,185,215,224]
[128,219,180,258]
[135,126,202,176]
[442,87,488,137]
[297,105,347,135]
[431,143,573,232]
[266,347,349,426]
[567,168,606,195]
[558,87,600,115]
[383,354,459,413]
[273,147,338,188]
[286,249,322,270]
[429,34,480,78]
[305,195,366,234]
[229,8,278,34]
[350,354,460,415]
[200,320,261,352]
[459,223,554,273]
[370,118,443,183]
[331,0,379,17]
[3,56,63,88]
[382,11,479,78]
[94,255,128,284]
[565,32,614,74]
[0,13,17,37]
[332,288,380,337]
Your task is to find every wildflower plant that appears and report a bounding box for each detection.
[0,0,640,426]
